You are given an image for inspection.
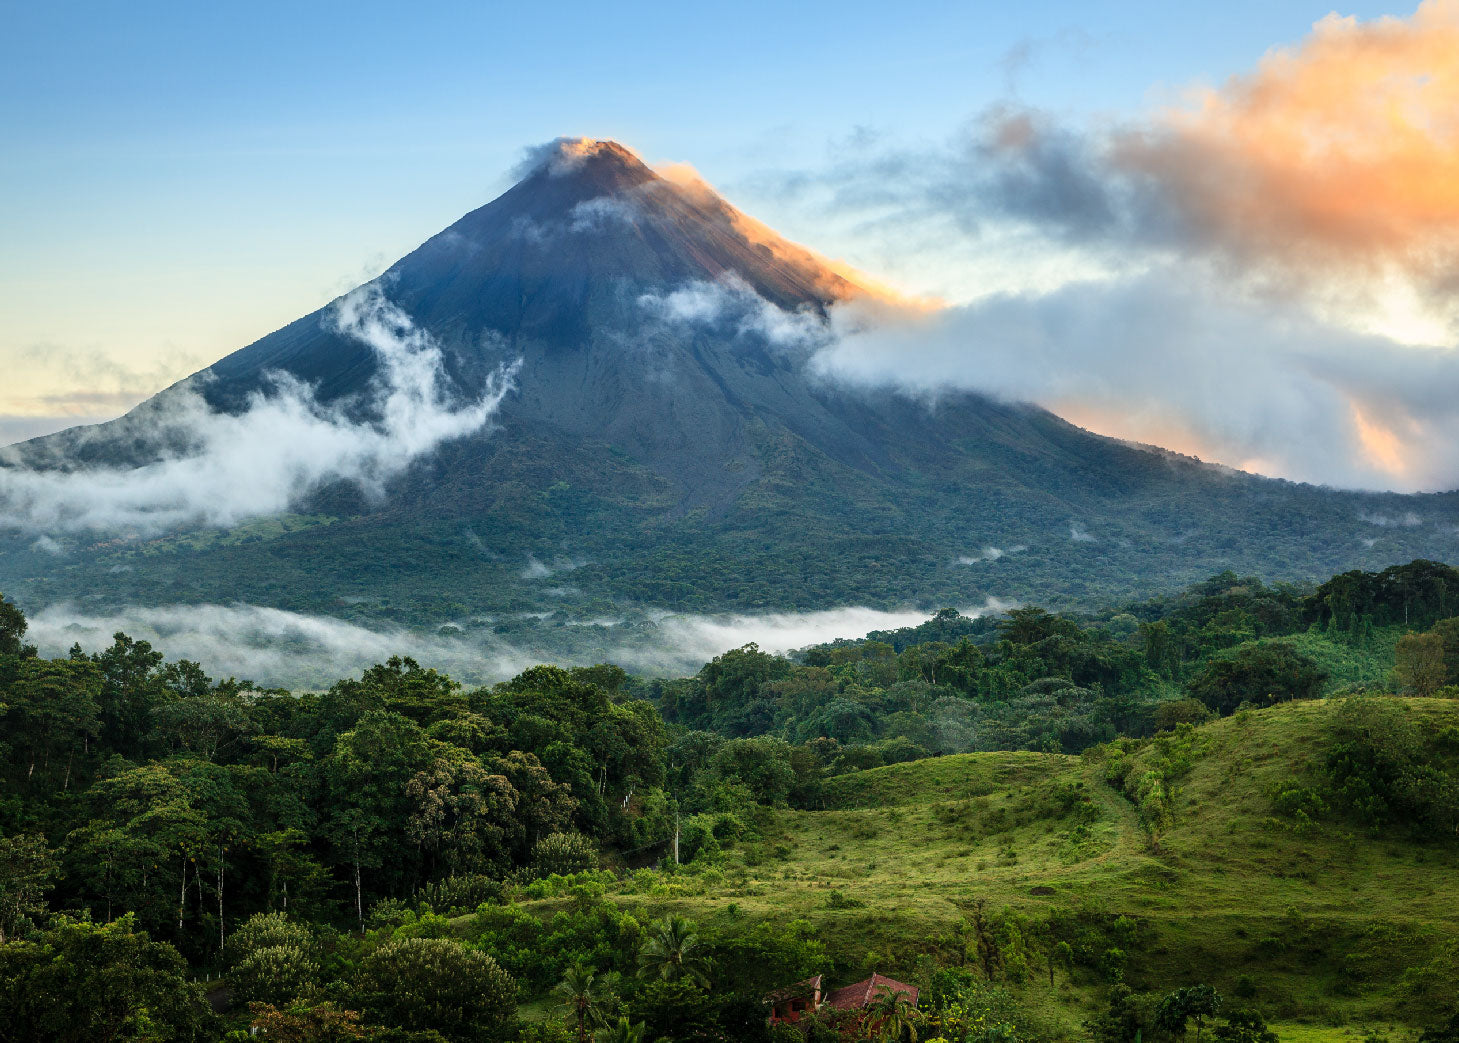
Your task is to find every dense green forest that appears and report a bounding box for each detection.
[3,560,1459,1042]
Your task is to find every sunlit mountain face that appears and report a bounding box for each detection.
[2,137,1458,653]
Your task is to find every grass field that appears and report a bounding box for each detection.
[511,696,1459,1038]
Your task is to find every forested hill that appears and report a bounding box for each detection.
[3,559,1459,1041]
[3,141,1459,629]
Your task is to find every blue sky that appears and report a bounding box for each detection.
[4,0,1450,490]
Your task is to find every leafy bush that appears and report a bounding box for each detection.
[414,874,505,914]
[531,833,599,878]
[229,913,322,1006]
[232,942,321,1007]
[356,937,515,1042]
[1267,778,1327,830]
[1326,697,1459,833]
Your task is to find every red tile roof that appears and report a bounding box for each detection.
[823,973,919,1011]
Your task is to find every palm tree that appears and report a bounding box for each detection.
[863,985,919,1043]
[635,914,711,987]
[595,1017,646,1043]
[553,962,617,1043]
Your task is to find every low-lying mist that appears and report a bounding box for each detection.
[25,601,1006,689]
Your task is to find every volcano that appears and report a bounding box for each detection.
[3,138,1458,630]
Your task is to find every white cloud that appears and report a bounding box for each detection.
[0,285,520,534]
[629,601,1011,669]
[1357,510,1423,527]
[638,273,828,350]
[25,602,538,690]
[956,545,1026,564]
[24,600,1010,689]
[569,196,640,233]
[812,273,1459,492]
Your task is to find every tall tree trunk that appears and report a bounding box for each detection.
[216,847,225,957]
[352,827,364,933]
[179,855,187,931]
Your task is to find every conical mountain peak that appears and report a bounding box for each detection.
[514,137,657,194]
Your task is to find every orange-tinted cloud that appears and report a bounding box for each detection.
[1115,0,1459,283]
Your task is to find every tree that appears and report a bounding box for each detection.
[1431,618,1459,685]
[1139,620,1179,678]
[0,834,57,944]
[554,962,617,1043]
[1418,1008,1459,1043]
[5,657,101,789]
[90,632,166,758]
[357,937,516,1042]
[636,915,711,987]
[534,833,600,877]
[481,749,576,861]
[1085,984,1148,1043]
[0,913,212,1043]
[151,695,255,761]
[1186,643,1326,715]
[1213,1009,1279,1043]
[0,592,35,657]
[323,710,433,925]
[65,764,211,933]
[698,644,790,716]
[1154,698,1213,732]
[596,1018,646,1043]
[863,984,919,1042]
[709,737,796,805]
[248,1001,370,1043]
[1156,985,1222,1043]
[228,913,320,1007]
[1393,632,1447,697]
[406,744,520,876]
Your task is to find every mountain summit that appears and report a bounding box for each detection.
[3,138,1458,628]
[204,137,861,410]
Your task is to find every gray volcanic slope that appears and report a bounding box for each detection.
[3,139,1458,627]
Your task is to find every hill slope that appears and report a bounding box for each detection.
[554,696,1459,1032]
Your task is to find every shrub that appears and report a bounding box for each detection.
[1155,698,1214,731]
[229,912,314,959]
[229,913,321,1006]
[414,874,505,914]
[532,833,599,878]
[247,1001,370,1042]
[1267,778,1327,830]
[1326,697,1459,832]
[1214,1009,1278,1043]
[356,937,515,1042]
[232,943,321,1007]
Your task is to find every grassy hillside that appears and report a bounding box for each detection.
[507,695,1459,1037]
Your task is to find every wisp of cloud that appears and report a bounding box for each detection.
[0,285,520,535]
[24,600,1006,689]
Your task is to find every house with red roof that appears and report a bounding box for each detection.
[764,974,823,1025]
[766,971,918,1033]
